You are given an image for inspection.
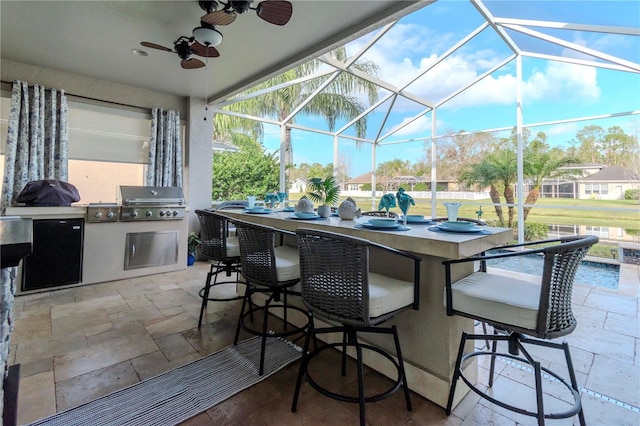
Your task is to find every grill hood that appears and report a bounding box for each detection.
[118,186,185,206]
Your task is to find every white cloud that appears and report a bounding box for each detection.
[385,115,431,138]
[346,22,602,114]
[545,122,579,138]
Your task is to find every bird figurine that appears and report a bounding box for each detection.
[396,187,415,225]
[378,193,397,217]
[265,192,279,208]
[476,205,483,220]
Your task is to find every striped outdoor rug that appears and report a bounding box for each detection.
[29,336,302,426]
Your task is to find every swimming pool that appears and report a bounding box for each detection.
[487,254,619,289]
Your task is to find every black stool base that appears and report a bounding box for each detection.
[446,332,585,426]
[198,262,244,328]
[303,341,403,404]
[234,288,310,376]
[292,322,412,426]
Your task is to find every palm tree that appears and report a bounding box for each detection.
[523,153,582,220]
[214,47,379,167]
[460,149,517,227]
[460,159,504,225]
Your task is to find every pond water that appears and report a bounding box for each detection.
[487,254,619,289]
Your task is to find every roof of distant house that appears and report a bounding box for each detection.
[582,166,640,181]
[347,173,373,184]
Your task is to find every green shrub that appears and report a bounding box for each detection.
[624,189,640,200]
[414,182,428,191]
[513,221,548,241]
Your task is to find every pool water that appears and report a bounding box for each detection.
[487,254,619,289]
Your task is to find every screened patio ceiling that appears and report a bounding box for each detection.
[211,0,639,238]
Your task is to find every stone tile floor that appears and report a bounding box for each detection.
[9,261,640,425]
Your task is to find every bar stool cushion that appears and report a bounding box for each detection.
[369,272,415,318]
[274,245,301,282]
[446,272,540,330]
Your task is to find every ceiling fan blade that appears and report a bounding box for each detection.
[256,1,292,26]
[181,58,205,69]
[201,10,237,26]
[190,41,220,58]
[140,41,173,52]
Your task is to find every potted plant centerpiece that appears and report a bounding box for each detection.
[306,176,340,218]
[187,232,201,266]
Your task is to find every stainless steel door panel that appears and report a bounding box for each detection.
[124,231,178,270]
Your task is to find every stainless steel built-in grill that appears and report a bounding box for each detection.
[118,186,186,222]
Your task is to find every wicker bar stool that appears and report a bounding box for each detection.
[232,219,309,375]
[443,235,598,426]
[195,209,244,329]
[292,228,421,426]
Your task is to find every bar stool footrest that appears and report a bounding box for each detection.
[198,279,245,302]
[304,341,403,404]
[457,349,582,421]
[238,303,310,339]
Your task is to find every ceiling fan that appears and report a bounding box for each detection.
[140,36,220,69]
[199,0,293,27]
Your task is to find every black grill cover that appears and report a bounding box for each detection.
[16,179,81,206]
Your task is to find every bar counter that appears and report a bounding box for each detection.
[220,209,512,408]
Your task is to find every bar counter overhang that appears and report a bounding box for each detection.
[219,209,513,409]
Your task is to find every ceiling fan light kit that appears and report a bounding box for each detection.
[193,22,223,46]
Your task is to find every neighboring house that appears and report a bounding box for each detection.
[346,173,373,191]
[289,178,307,193]
[527,165,640,200]
[346,173,458,192]
[579,166,640,200]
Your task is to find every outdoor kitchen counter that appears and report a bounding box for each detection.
[5,206,189,292]
[220,209,512,409]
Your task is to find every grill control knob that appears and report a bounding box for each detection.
[159,211,165,217]
[166,210,172,217]
[131,211,139,218]
[106,211,115,218]
[172,210,179,216]
[94,211,103,218]
[145,210,153,217]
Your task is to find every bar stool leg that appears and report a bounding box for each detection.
[292,314,314,413]
[392,325,412,411]
[563,342,586,426]
[341,330,348,376]
[356,342,366,426]
[488,331,499,387]
[234,288,251,345]
[259,295,271,375]
[533,360,545,425]
[197,265,215,328]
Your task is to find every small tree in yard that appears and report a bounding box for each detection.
[212,133,279,200]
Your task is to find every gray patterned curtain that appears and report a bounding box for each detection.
[146,108,182,187]
[1,80,69,212]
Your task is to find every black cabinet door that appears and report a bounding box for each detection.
[22,219,84,291]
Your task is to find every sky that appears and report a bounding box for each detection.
[254,0,640,178]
